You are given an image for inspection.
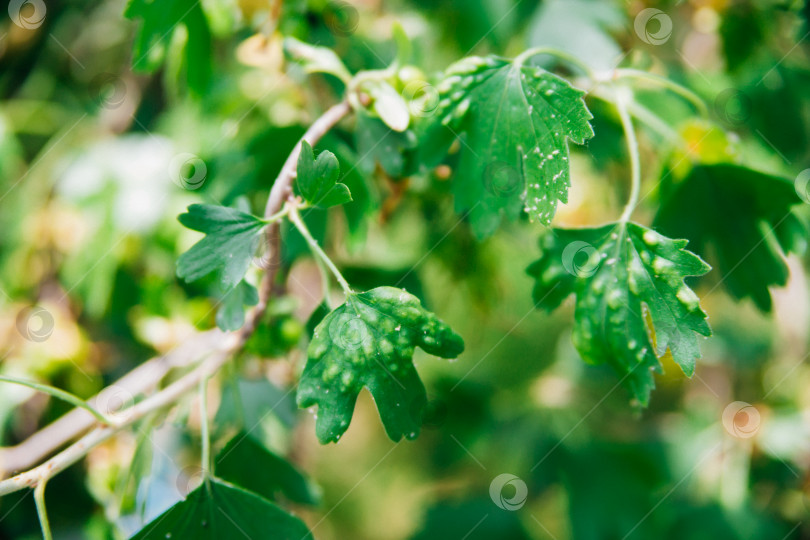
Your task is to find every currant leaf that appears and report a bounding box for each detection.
[527,222,711,405]
[216,280,259,331]
[654,164,807,311]
[176,204,266,290]
[296,141,352,208]
[130,477,312,539]
[297,286,464,443]
[423,54,594,238]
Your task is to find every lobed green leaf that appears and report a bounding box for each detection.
[422,54,594,238]
[176,204,266,290]
[216,280,259,331]
[296,141,352,209]
[527,222,711,405]
[297,286,464,443]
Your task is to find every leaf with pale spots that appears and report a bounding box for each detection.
[421,54,594,238]
[297,286,464,443]
[527,222,711,405]
[176,204,267,290]
[296,141,352,209]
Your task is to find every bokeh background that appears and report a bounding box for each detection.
[1,0,810,538]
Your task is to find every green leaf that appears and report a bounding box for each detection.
[355,113,419,178]
[216,377,298,431]
[297,286,464,443]
[216,280,259,332]
[283,37,352,83]
[216,433,321,506]
[423,55,594,238]
[654,164,807,312]
[125,0,212,95]
[296,142,352,209]
[130,477,312,539]
[176,204,266,290]
[366,79,411,132]
[392,22,412,67]
[324,134,382,244]
[306,301,331,336]
[527,222,711,405]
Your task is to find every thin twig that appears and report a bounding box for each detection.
[199,376,211,476]
[34,478,53,540]
[0,376,111,425]
[616,89,641,223]
[287,203,353,296]
[0,329,223,477]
